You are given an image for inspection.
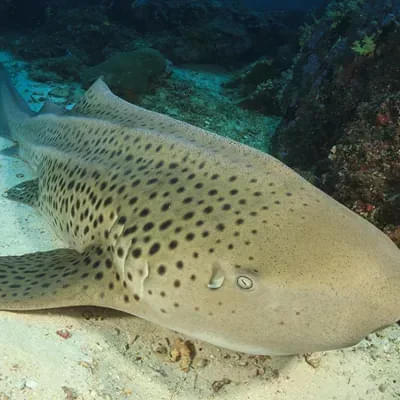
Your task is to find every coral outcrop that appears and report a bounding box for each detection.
[82,48,167,99]
[270,0,400,244]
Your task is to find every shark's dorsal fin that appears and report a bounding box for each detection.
[72,77,113,117]
[72,77,208,141]
[72,77,174,128]
[71,77,285,172]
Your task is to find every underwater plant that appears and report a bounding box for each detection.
[351,34,376,56]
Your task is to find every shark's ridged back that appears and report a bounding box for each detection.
[73,79,288,174]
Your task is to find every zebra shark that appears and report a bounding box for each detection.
[0,63,399,355]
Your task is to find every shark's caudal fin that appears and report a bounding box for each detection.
[0,64,34,140]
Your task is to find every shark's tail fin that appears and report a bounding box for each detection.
[0,63,34,140]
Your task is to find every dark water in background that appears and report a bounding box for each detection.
[245,0,325,11]
[1,0,326,31]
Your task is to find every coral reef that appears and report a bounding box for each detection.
[269,0,400,245]
[271,0,400,170]
[324,94,400,245]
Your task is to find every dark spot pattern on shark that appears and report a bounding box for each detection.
[0,64,400,355]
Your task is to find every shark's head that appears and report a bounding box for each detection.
[113,170,400,356]
[156,211,400,356]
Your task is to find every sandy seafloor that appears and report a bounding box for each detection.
[0,54,400,400]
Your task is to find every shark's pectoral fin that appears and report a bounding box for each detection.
[0,247,115,311]
[0,144,19,159]
[4,179,39,207]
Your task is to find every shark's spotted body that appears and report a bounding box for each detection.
[0,64,399,355]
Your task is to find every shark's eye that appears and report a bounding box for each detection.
[237,275,253,290]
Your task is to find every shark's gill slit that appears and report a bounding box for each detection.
[208,264,225,289]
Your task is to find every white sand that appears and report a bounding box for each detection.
[0,55,399,400]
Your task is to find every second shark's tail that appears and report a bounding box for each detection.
[0,63,34,141]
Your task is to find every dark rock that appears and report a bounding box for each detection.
[224,57,287,115]
[82,48,167,100]
[268,1,400,245]
[2,4,138,65]
[226,58,278,89]
[376,196,400,226]
[0,0,304,71]
[271,1,400,172]
[32,55,84,82]
[0,0,48,29]
[107,0,305,66]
